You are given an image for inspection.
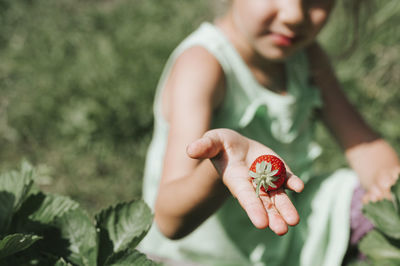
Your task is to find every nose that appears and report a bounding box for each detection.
[278,0,305,27]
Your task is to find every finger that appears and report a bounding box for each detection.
[269,189,300,226]
[375,185,392,201]
[363,186,381,203]
[258,190,288,235]
[186,131,223,159]
[363,192,379,203]
[378,174,397,192]
[224,168,269,229]
[285,172,304,193]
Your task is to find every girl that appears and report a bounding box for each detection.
[139,0,400,265]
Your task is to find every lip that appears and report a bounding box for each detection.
[269,33,295,47]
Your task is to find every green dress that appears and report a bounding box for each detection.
[139,22,357,266]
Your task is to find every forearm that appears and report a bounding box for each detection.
[306,44,400,189]
[345,138,400,189]
[154,159,230,239]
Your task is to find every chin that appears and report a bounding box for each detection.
[258,49,297,62]
[261,39,312,61]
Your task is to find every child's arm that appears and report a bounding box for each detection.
[154,46,303,239]
[306,42,400,202]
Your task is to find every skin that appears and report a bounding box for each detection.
[154,0,400,240]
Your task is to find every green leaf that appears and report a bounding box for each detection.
[359,230,400,264]
[104,249,159,266]
[0,163,35,234]
[0,161,35,210]
[0,233,42,259]
[391,176,400,214]
[95,200,152,261]
[29,193,80,224]
[0,192,15,237]
[362,199,400,239]
[54,258,74,266]
[52,209,98,266]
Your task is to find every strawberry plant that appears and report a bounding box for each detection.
[350,176,400,266]
[249,155,286,197]
[0,162,158,265]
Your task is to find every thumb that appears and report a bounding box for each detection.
[187,131,224,159]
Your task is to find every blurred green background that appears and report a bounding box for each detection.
[1,0,399,214]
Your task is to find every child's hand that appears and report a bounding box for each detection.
[363,166,400,203]
[187,128,304,235]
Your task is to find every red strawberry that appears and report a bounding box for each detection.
[249,155,286,197]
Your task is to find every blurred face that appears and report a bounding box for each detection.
[229,0,335,61]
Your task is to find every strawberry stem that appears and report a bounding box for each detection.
[249,161,280,197]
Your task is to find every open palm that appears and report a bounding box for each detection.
[187,128,304,235]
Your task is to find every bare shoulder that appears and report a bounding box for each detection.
[173,46,226,102]
[162,46,226,121]
[175,45,223,73]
